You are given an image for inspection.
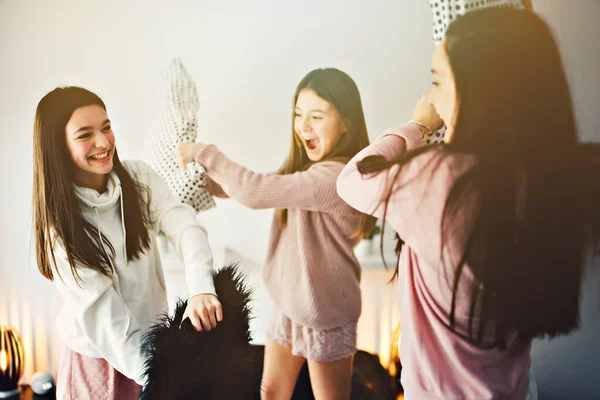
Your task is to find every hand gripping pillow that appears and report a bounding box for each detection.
[149,58,216,212]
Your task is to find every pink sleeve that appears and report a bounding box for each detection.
[195,144,356,215]
[336,123,424,218]
[337,123,472,267]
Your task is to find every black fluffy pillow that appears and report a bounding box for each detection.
[139,264,263,399]
[139,264,398,399]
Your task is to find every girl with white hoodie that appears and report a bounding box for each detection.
[32,86,222,399]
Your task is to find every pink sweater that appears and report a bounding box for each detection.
[195,144,364,330]
[337,124,531,400]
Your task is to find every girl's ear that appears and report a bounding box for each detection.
[342,118,351,134]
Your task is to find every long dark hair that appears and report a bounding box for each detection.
[277,68,376,238]
[34,86,152,282]
[358,8,599,348]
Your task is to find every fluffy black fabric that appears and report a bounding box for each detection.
[139,263,396,399]
[140,264,262,399]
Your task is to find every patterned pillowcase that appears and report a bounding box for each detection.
[427,0,530,144]
[425,124,446,146]
[430,0,527,45]
[149,58,216,213]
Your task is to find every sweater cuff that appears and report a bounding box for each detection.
[194,144,222,171]
[187,269,217,299]
[379,123,424,151]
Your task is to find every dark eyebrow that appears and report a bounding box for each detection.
[73,119,111,135]
[431,68,439,75]
[294,107,327,113]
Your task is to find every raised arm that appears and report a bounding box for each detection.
[337,123,474,268]
[189,144,356,215]
[336,123,423,218]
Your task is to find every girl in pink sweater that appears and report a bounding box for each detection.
[337,8,599,400]
[177,68,376,399]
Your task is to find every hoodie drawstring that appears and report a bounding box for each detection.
[118,184,127,266]
[94,204,132,336]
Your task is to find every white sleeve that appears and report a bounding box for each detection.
[131,160,216,297]
[53,255,147,385]
[179,226,216,297]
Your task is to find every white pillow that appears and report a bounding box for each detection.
[430,0,526,45]
[149,58,216,213]
[425,124,446,146]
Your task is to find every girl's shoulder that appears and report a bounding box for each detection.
[119,159,174,207]
[307,160,347,177]
[407,146,477,179]
[300,161,348,185]
[50,232,66,255]
[120,160,168,192]
[121,159,153,181]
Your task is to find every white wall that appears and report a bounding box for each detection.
[0,0,433,381]
[0,0,598,396]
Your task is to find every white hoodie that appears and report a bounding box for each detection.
[52,160,215,385]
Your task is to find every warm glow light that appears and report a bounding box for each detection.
[0,349,7,372]
[0,324,25,386]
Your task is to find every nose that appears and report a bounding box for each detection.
[94,131,110,148]
[301,117,312,132]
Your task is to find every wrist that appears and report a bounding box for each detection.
[188,292,218,301]
[189,143,203,163]
[193,143,219,168]
[408,120,432,136]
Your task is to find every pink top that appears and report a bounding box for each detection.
[337,123,531,399]
[195,144,364,330]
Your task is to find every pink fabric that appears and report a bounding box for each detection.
[194,145,364,331]
[268,307,357,362]
[56,348,141,400]
[337,123,531,400]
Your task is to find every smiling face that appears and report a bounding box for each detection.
[65,104,116,192]
[293,89,345,162]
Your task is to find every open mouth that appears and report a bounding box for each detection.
[88,150,112,162]
[304,138,319,151]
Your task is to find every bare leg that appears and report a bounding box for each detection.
[307,355,354,400]
[261,339,306,400]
